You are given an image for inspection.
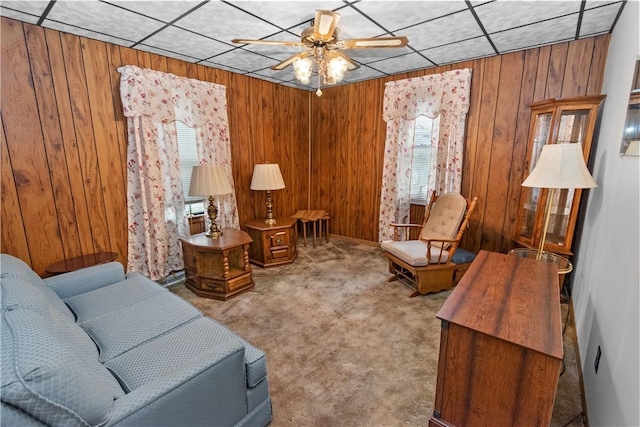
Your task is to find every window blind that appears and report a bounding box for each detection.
[410,116,434,204]
[175,121,201,204]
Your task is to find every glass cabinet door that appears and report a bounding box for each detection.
[513,96,604,255]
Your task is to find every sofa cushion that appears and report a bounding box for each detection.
[80,292,202,362]
[0,255,74,321]
[1,307,124,427]
[105,317,267,392]
[1,278,99,361]
[64,272,167,322]
[380,240,450,266]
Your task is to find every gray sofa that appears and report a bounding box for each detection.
[0,254,272,427]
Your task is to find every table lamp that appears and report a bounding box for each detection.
[188,164,233,238]
[522,143,597,260]
[250,164,285,225]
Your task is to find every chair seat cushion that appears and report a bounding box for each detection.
[381,240,450,267]
[451,248,476,264]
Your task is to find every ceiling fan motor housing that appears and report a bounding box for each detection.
[301,26,339,47]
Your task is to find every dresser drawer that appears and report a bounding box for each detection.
[269,230,290,248]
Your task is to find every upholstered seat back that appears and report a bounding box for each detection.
[420,193,467,248]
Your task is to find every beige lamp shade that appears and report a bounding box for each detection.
[188,164,233,196]
[522,143,597,189]
[250,164,285,190]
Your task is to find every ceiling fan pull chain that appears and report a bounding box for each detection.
[316,69,322,97]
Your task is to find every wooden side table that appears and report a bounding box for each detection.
[244,217,298,267]
[293,210,326,247]
[180,229,254,300]
[45,252,119,276]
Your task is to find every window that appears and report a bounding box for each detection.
[175,121,205,215]
[409,115,435,204]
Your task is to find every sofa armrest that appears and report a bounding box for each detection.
[43,262,126,299]
[107,343,248,427]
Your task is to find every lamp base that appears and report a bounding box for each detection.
[206,196,223,239]
[264,217,277,225]
[264,190,277,225]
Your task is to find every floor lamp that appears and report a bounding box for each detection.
[521,143,597,260]
[188,165,233,238]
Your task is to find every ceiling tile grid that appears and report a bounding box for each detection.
[0,0,626,91]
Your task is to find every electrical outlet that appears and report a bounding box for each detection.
[594,345,602,373]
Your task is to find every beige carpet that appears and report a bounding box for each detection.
[170,236,585,427]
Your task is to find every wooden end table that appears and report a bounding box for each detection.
[293,210,326,247]
[45,252,119,276]
[244,217,298,267]
[180,229,254,300]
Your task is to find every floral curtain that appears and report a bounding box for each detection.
[119,65,239,280]
[379,68,472,242]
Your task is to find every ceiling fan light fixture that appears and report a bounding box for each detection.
[293,57,313,84]
[327,56,349,82]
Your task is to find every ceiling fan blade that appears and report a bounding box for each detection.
[271,51,311,71]
[231,38,303,47]
[338,36,409,49]
[313,10,340,41]
[333,51,360,71]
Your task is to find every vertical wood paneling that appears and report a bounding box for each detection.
[1,18,65,273]
[0,17,308,275]
[0,15,611,272]
[310,34,610,252]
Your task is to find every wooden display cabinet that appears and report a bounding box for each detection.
[244,217,298,267]
[430,251,563,427]
[514,95,605,255]
[180,229,254,300]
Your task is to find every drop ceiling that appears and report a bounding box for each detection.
[0,0,626,91]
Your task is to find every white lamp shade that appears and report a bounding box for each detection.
[188,164,233,196]
[522,143,597,189]
[250,164,285,190]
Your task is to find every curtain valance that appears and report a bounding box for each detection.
[382,68,472,121]
[118,65,227,128]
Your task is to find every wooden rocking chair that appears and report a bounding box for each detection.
[381,191,478,297]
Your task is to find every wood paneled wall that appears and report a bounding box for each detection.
[0,18,309,275]
[0,15,610,275]
[310,35,609,253]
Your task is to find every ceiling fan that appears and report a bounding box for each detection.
[232,10,408,95]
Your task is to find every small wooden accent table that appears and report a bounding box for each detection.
[293,210,326,247]
[45,252,119,275]
[430,250,562,427]
[244,217,298,267]
[180,229,254,300]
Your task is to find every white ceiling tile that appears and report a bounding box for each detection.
[41,20,134,46]
[106,1,203,23]
[143,26,234,60]
[348,46,412,63]
[0,7,39,24]
[329,7,390,39]
[584,0,621,9]
[253,66,299,82]
[354,1,469,32]
[201,61,246,74]
[208,49,281,73]
[368,52,434,74]
[240,32,305,61]
[579,3,620,36]
[136,44,200,63]
[175,1,281,42]
[231,1,345,30]
[421,37,495,65]
[46,0,165,43]
[1,1,49,16]
[490,14,578,53]
[474,1,581,34]
[401,10,483,51]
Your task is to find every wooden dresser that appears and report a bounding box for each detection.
[430,250,563,427]
[244,217,298,267]
[180,229,254,300]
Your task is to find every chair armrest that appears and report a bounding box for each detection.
[389,223,422,228]
[421,238,460,264]
[107,342,248,427]
[43,262,126,299]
